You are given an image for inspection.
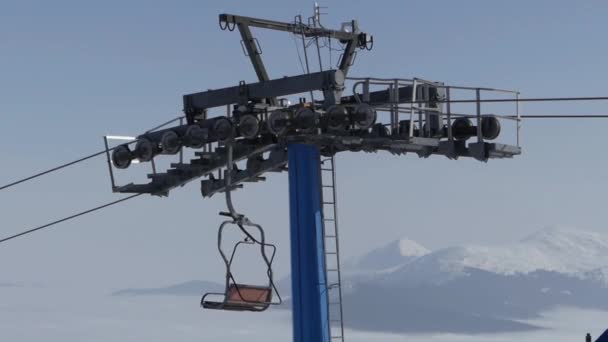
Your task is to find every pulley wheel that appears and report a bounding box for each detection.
[451,118,473,141]
[161,130,181,155]
[238,114,261,139]
[326,105,348,130]
[267,110,289,136]
[111,144,132,169]
[353,103,377,130]
[183,125,207,148]
[134,138,156,162]
[481,115,501,140]
[294,107,319,133]
[213,117,234,142]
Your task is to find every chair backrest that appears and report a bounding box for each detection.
[227,284,271,304]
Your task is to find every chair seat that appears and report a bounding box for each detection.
[202,300,267,312]
[201,284,272,312]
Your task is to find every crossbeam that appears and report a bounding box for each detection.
[183,70,345,123]
[220,13,361,43]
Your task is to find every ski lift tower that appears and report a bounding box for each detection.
[104,8,521,342]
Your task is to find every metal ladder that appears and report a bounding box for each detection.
[320,156,345,342]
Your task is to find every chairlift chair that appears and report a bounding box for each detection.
[201,217,280,312]
[201,142,281,312]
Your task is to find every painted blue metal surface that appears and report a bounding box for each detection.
[597,329,608,342]
[288,143,329,342]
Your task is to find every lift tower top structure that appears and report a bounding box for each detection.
[103,9,521,342]
[105,10,520,196]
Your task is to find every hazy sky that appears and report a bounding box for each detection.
[2,0,608,290]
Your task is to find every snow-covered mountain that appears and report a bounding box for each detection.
[112,280,222,297]
[349,226,608,287]
[338,226,608,333]
[112,227,608,334]
[344,238,429,272]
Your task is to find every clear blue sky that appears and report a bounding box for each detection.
[1,0,608,290]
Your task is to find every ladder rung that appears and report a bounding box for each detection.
[331,337,343,339]
[324,218,335,221]
[323,202,334,204]
[327,269,339,271]
[325,235,336,238]
[320,168,333,171]
[326,252,337,254]
[329,302,341,305]
[322,185,334,188]
[330,320,342,322]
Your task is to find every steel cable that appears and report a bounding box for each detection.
[0,116,183,192]
[0,150,111,191]
[0,193,142,244]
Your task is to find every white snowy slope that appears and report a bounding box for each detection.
[348,226,608,286]
[338,238,430,292]
[329,227,608,334]
[398,239,430,257]
[344,238,430,272]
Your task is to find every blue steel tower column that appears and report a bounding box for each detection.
[287,143,330,342]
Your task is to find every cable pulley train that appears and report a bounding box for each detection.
[106,13,520,195]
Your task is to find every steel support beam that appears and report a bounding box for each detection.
[236,21,270,82]
[218,13,365,91]
[235,21,277,107]
[220,13,359,41]
[338,40,357,77]
[183,70,344,121]
[288,143,329,342]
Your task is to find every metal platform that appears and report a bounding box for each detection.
[104,76,521,197]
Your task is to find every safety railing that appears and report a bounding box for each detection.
[346,76,521,148]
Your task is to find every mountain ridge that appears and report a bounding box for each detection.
[360,226,608,286]
[111,280,222,297]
